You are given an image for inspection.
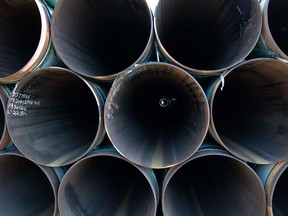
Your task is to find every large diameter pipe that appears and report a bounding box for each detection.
[51,0,154,80]
[154,0,262,75]
[0,151,60,216]
[6,67,106,167]
[58,149,159,216]
[207,59,288,164]
[104,62,209,168]
[162,146,266,216]
[256,160,288,216]
[0,84,11,150]
[261,0,288,60]
[0,0,59,83]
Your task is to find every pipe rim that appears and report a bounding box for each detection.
[154,0,262,75]
[265,160,288,216]
[104,62,210,169]
[162,147,266,216]
[52,0,154,81]
[0,0,52,83]
[0,150,60,216]
[6,67,105,166]
[261,0,288,60]
[58,149,159,216]
[208,58,288,164]
[0,85,10,150]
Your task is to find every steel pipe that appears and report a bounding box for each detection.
[6,67,106,166]
[162,146,266,216]
[256,160,288,216]
[105,62,209,168]
[154,0,262,75]
[0,0,58,83]
[58,148,159,216]
[261,0,288,60]
[0,84,11,150]
[51,0,154,80]
[0,151,60,216]
[207,58,288,164]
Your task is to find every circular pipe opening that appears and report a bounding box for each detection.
[0,153,57,216]
[154,0,261,74]
[105,62,209,168]
[0,0,50,82]
[52,0,153,79]
[210,59,288,163]
[6,67,105,166]
[162,150,266,216]
[58,151,158,216]
[262,0,288,59]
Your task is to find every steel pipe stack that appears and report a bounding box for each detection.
[0,0,287,215]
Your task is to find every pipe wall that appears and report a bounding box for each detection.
[58,148,159,216]
[0,0,59,83]
[0,151,60,216]
[207,58,288,164]
[0,0,288,215]
[105,62,209,168]
[51,0,154,80]
[261,0,288,60]
[162,147,266,216]
[6,67,106,166]
[154,0,262,75]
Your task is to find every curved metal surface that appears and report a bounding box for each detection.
[256,160,288,216]
[154,0,262,75]
[162,147,266,216]
[51,0,154,80]
[208,58,288,164]
[0,0,58,83]
[0,150,60,216]
[58,148,159,216]
[262,0,288,60]
[105,62,209,168]
[6,67,106,166]
[0,84,11,150]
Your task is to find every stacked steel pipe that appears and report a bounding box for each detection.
[0,0,287,215]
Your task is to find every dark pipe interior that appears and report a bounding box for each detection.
[163,155,265,216]
[268,0,288,56]
[0,0,41,77]
[273,168,288,215]
[59,155,157,216]
[6,69,100,166]
[0,155,55,216]
[52,0,151,77]
[155,0,260,71]
[213,60,288,163]
[105,64,209,168]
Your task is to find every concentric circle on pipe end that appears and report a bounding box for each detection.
[104,62,210,169]
[208,58,288,164]
[58,149,159,216]
[262,0,288,60]
[0,0,52,83]
[162,147,266,216]
[6,67,106,167]
[154,0,262,75]
[0,151,59,216]
[51,0,154,80]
